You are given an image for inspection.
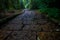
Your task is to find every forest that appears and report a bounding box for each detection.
[0,0,60,22]
[0,0,60,40]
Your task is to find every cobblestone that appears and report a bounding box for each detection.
[6,31,36,40]
[0,9,49,40]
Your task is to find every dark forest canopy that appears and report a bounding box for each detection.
[0,0,60,21]
[0,0,60,9]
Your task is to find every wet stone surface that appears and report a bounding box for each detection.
[0,9,53,40]
[6,31,36,40]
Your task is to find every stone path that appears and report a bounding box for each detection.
[0,9,48,40]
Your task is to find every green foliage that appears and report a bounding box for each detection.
[30,0,60,21]
[0,0,25,10]
[0,0,60,21]
[47,8,58,18]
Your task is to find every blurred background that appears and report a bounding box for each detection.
[0,0,60,40]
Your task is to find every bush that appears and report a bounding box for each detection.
[30,0,60,21]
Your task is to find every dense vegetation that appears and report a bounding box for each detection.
[0,0,24,10]
[0,0,60,22]
[0,0,24,18]
[30,0,60,22]
[0,0,60,39]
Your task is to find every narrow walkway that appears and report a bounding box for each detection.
[0,9,48,40]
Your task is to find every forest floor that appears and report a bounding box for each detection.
[0,10,22,18]
[0,9,60,40]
